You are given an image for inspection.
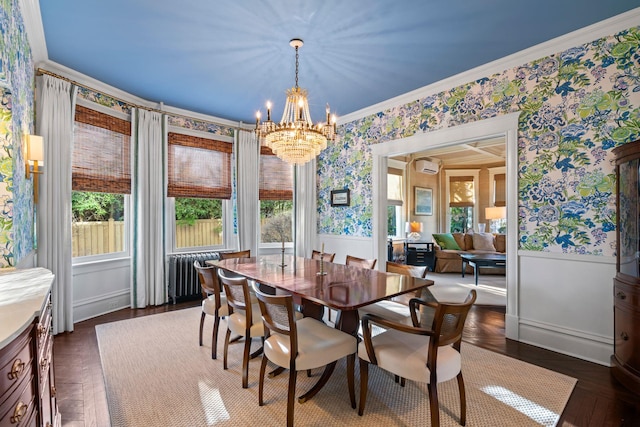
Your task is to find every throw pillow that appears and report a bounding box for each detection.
[472,232,496,251]
[433,233,462,250]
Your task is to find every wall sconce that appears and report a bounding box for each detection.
[25,135,44,201]
[405,221,423,241]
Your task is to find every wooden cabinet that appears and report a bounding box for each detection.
[0,268,58,426]
[612,140,640,394]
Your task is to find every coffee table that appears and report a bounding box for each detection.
[460,253,506,286]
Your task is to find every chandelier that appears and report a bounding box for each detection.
[255,39,336,165]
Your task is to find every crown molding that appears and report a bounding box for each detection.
[18,0,47,63]
[38,60,242,129]
[338,7,640,125]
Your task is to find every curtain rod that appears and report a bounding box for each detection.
[35,68,244,131]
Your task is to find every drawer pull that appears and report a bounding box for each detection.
[8,359,25,380]
[37,323,46,337]
[51,385,57,397]
[621,332,629,341]
[10,401,27,423]
[616,291,626,300]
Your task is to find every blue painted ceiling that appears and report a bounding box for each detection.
[39,1,640,124]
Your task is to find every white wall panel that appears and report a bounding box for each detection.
[518,252,615,365]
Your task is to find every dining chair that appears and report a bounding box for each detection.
[218,269,265,388]
[345,255,377,269]
[255,288,357,427]
[194,260,229,360]
[220,249,251,259]
[358,289,477,426]
[311,250,336,263]
[357,261,434,324]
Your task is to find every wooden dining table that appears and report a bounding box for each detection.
[208,254,434,402]
[209,254,434,336]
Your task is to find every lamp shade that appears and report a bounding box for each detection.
[26,135,44,162]
[405,221,423,233]
[485,206,506,220]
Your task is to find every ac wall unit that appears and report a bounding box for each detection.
[416,159,439,174]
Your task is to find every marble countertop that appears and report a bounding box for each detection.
[0,267,55,349]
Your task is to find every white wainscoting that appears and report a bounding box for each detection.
[72,257,131,322]
[517,251,615,366]
[316,234,376,266]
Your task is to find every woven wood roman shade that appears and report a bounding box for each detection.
[449,175,474,207]
[167,132,232,199]
[73,105,132,194]
[259,145,293,200]
[387,167,403,206]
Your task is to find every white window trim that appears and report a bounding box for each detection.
[72,99,133,263]
[444,169,480,233]
[165,127,234,254]
[388,158,407,238]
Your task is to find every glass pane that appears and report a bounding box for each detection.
[174,197,223,248]
[387,205,397,236]
[450,206,473,233]
[619,159,639,277]
[72,191,125,257]
[260,200,293,243]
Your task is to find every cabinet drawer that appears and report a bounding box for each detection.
[614,279,640,312]
[614,306,640,371]
[0,327,33,403]
[0,368,35,427]
[37,297,52,351]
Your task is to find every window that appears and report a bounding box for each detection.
[445,170,479,233]
[387,167,404,238]
[259,145,293,244]
[72,104,131,258]
[167,131,232,250]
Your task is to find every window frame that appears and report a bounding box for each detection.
[387,159,407,239]
[444,168,480,233]
[166,127,234,254]
[71,99,133,263]
[258,144,294,249]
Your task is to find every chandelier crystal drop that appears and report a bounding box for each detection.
[255,38,336,165]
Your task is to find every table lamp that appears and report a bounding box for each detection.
[485,206,506,233]
[405,221,423,241]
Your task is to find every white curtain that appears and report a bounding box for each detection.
[295,159,317,257]
[36,75,77,334]
[131,109,165,307]
[236,129,259,255]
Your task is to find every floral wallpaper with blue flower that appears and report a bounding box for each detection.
[0,0,35,267]
[318,26,640,257]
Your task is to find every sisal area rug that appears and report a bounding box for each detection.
[96,307,575,427]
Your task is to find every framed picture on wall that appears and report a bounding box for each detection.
[415,187,433,216]
[330,189,350,206]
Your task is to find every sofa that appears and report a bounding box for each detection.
[432,232,506,274]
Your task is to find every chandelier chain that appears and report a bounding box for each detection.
[294,46,299,90]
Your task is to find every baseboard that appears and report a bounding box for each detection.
[73,289,131,323]
[518,318,613,366]
[505,313,519,340]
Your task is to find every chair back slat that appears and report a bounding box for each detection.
[346,255,377,269]
[218,269,252,313]
[430,290,476,348]
[220,249,251,260]
[255,291,296,337]
[311,250,336,262]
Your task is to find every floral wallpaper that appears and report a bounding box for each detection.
[0,0,35,267]
[318,26,640,257]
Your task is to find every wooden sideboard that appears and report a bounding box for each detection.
[0,268,59,426]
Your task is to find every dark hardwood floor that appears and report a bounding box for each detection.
[53,302,640,426]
